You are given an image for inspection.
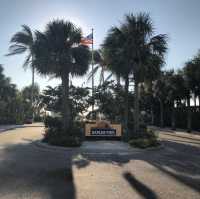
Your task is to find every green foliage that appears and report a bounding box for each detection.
[88,81,134,123]
[41,85,90,120]
[21,84,43,119]
[129,130,159,148]
[0,65,22,124]
[43,116,83,147]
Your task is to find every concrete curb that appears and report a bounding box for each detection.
[0,125,24,133]
[34,140,79,152]
[34,140,164,155]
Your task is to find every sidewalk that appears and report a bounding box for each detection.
[149,125,200,141]
[149,125,200,134]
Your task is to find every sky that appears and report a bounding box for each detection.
[1,0,200,90]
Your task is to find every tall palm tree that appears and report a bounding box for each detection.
[103,27,132,136]
[33,20,90,133]
[183,61,196,132]
[7,25,35,120]
[121,13,167,135]
[104,13,167,135]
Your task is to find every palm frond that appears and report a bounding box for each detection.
[87,65,99,82]
[71,45,90,76]
[105,73,113,82]
[6,44,27,56]
[149,34,168,55]
[22,53,32,70]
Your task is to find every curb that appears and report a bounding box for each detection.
[34,140,164,155]
[34,140,79,152]
[0,125,24,133]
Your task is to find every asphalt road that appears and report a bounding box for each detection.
[0,124,199,199]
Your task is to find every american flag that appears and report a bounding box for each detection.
[80,33,93,45]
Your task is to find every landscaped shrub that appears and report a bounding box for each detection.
[43,116,83,147]
[129,129,159,148]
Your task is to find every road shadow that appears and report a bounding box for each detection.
[0,142,76,199]
[73,140,200,194]
[0,138,200,198]
[123,172,157,199]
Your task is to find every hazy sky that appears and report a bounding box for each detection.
[1,0,200,90]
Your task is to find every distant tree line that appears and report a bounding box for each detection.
[0,64,42,124]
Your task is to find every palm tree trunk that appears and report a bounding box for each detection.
[159,99,164,128]
[171,102,176,130]
[198,95,200,108]
[187,97,191,132]
[124,75,129,135]
[151,105,154,125]
[31,65,35,121]
[134,81,140,135]
[117,74,121,86]
[61,73,70,134]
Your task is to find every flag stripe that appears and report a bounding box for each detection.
[80,33,93,45]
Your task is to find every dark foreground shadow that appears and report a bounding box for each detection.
[123,172,157,199]
[0,143,76,199]
[0,139,200,198]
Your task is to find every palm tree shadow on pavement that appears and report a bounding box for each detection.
[73,140,200,195]
[0,139,200,198]
[123,172,157,199]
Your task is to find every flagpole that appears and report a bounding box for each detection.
[91,28,94,120]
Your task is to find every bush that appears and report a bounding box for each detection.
[44,116,63,129]
[129,129,159,148]
[43,116,83,147]
[34,116,43,122]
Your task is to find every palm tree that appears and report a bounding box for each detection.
[33,20,90,133]
[7,25,35,120]
[153,76,167,127]
[104,13,167,135]
[122,13,167,135]
[183,61,196,132]
[103,27,132,136]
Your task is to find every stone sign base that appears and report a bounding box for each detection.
[85,121,122,137]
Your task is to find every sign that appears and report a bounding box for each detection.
[91,128,116,136]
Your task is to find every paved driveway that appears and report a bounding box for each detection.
[0,124,199,199]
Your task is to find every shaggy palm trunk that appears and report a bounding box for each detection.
[187,96,191,132]
[151,106,154,125]
[171,102,176,130]
[117,74,121,86]
[31,65,35,121]
[61,73,70,134]
[159,99,164,128]
[134,81,140,135]
[124,76,129,134]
